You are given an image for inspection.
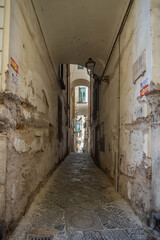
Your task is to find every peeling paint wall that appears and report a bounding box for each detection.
[119,0,152,223]
[0,0,8,238]
[0,0,4,86]
[150,0,160,218]
[97,0,153,223]
[0,0,68,237]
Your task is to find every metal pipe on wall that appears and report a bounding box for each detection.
[100,0,134,192]
[101,0,134,79]
[115,35,121,192]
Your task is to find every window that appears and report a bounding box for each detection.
[78,65,84,69]
[79,87,86,102]
[58,97,63,141]
[77,123,80,132]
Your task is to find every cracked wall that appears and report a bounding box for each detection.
[150,0,160,217]
[0,0,4,86]
[0,0,7,239]
[98,0,153,223]
[0,0,68,237]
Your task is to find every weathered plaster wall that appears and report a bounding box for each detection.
[119,0,152,222]
[99,42,119,180]
[0,0,8,238]
[0,0,68,237]
[0,0,4,86]
[150,0,160,216]
[98,0,153,223]
[151,0,160,89]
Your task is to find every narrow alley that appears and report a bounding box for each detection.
[9,154,155,240]
[0,0,160,239]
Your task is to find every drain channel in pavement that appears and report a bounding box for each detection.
[27,234,54,240]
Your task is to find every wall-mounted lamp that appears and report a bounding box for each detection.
[85,58,96,76]
[85,58,109,84]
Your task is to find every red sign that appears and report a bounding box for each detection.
[140,84,149,98]
[11,58,18,74]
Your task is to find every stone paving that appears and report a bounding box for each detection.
[9,153,157,240]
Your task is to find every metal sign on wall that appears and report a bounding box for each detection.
[140,78,149,98]
[12,73,18,85]
[11,57,19,85]
[133,50,146,83]
[11,57,18,74]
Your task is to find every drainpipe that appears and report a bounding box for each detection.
[90,76,91,126]
[66,64,69,154]
[116,36,121,192]
[101,0,134,80]
[89,75,92,154]
[96,76,100,166]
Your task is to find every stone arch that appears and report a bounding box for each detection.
[70,78,90,117]
[71,79,90,90]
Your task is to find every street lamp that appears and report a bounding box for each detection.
[85,57,109,84]
[85,58,96,76]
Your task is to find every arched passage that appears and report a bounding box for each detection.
[71,79,90,89]
[0,1,159,239]
[69,67,91,153]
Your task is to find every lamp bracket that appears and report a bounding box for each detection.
[93,74,109,84]
[101,76,109,84]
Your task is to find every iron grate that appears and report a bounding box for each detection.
[27,234,54,240]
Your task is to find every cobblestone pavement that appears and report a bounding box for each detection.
[9,153,157,240]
